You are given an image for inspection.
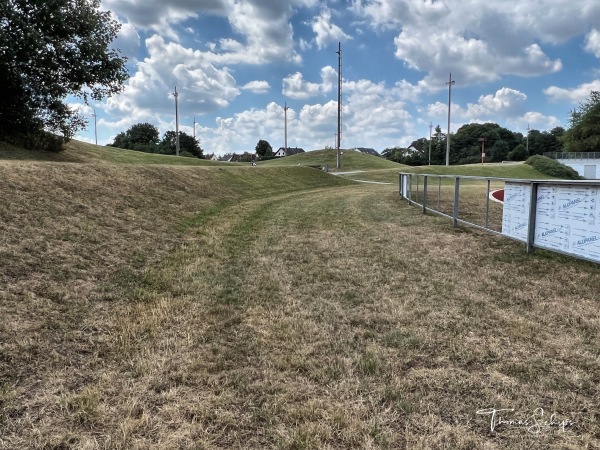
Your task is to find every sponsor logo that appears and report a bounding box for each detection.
[561,198,582,210]
[575,235,599,247]
[541,228,558,237]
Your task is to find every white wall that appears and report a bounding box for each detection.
[559,158,600,179]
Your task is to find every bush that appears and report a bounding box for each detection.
[525,155,584,179]
[6,130,65,152]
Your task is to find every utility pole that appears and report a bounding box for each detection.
[446,73,455,166]
[173,86,180,156]
[92,108,98,145]
[336,42,342,169]
[526,123,530,154]
[193,117,196,140]
[284,102,289,156]
[428,121,432,165]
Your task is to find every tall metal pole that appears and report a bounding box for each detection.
[173,86,180,157]
[526,123,530,154]
[193,117,196,140]
[336,42,342,169]
[284,102,289,156]
[446,73,455,166]
[92,108,97,145]
[428,121,432,165]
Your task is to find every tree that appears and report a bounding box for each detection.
[109,123,160,152]
[160,131,203,157]
[255,140,273,160]
[507,144,528,161]
[562,91,600,152]
[0,0,128,148]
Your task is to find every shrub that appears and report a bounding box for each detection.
[525,155,584,179]
[6,130,65,152]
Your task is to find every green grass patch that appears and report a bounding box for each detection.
[260,148,404,171]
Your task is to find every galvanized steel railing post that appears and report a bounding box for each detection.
[485,179,491,228]
[453,177,460,228]
[526,182,538,254]
[423,175,428,213]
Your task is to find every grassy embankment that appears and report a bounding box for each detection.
[1,142,598,449]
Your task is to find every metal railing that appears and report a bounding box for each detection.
[399,173,509,236]
[399,173,600,264]
[544,152,600,160]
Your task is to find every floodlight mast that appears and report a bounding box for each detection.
[92,108,98,145]
[284,102,289,156]
[336,42,342,169]
[446,73,455,166]
[428,121,432,165]
[173,86,180,157]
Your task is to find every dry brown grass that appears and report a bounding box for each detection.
[1,160,599,449]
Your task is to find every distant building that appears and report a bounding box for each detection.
[354,147,380,157]
[205,153,218,161]
[274,147,305,157]
[218,153,241,162]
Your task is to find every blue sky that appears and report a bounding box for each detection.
[71,0,600,155]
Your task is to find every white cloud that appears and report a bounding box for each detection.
[311,8,352,49]
[103,35,240,131]
[544,80,600,103]
[356,1,573,88]
[241,81,271,94]
[584,29,600,58]
[283,66,338,99]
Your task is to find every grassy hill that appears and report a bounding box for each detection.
[261,148,404,171]
[1,140,598,449]
[339,162,557,184]
[0,140,236,166]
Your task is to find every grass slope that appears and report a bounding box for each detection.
[261,148,404,171]
[0,140,236,166]
[1,148,599,449]
[341,162,558,184]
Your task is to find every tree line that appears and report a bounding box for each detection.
[108,123,203,158]
[384,91,600,166]
[383,123,564,165]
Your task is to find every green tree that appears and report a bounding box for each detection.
[109,123,160,152]
[562,91,600,152]
[255,139,273,160]
[0,0,128,148]
[507,144,528,161]
[160,131,203,157]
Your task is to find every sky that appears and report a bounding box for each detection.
[71,0,600,155]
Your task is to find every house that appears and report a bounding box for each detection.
[204,153,218,161]
[274,147,305,157]
[354,147,380,157]
[218,153,240,162]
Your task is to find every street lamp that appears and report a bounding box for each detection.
[446,73,455,166]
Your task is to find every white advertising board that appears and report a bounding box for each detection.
[534,185,600,262]
[501,182,531,242]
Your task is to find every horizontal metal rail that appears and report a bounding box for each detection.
[399,172,600,265]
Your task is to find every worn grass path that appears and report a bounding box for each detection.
[2,177,599,449]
